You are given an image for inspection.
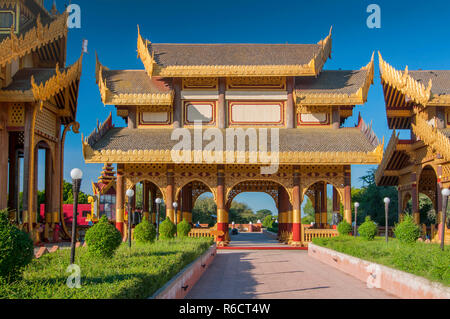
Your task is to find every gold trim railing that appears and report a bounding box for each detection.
[302,225,338,243]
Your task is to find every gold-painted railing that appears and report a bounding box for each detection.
[302,225,338,243]
[188,228,214,238]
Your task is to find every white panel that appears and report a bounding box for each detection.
[186,103,213,123]
[231,103,281,123]
[142,112,168,123]
[181,90,219,100]
[226,91,288,100]
[300,113,328,123]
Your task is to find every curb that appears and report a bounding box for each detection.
[149,244,217,299]
[308,243,450,299]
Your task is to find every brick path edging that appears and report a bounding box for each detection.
[149,244,217,299]
[308,243,450,299]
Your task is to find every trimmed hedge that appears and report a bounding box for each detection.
[337,220,352,236]
[0,210,34,282]
[358,216,378,241]
[394,214,421,244]
[159,218,176,240]
[133,220,156,244]
[177,220,191,238]
[84,216,122,258]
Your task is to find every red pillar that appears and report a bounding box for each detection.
[166,166,174,222]
[344,166,352,223]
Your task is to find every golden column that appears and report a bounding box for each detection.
[166,166,175,222]
[143,181,150,221]
[344,165,352,223]
[216,166,228,246]
[115,165,125,234]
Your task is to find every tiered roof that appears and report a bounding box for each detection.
[376,54,450,186]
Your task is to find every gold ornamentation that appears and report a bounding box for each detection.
[0,12,68,68]
[412,111,450,162]
[295,52,374,106]
[31,54,83,108]
[227,77,286,90]
[137,27,332,77]
[379,52,432,107]
[183,77,218,90]
[96,54,174,106]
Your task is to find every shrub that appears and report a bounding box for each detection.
[262,215,274,229]
[358,216,378,240]
[84,216,122,258]
[337,220,352,236]
[0,210,34,282]
[394,214,421,244]
[159,218,176,240]
[177,220,192,238]
[133,220,156,244]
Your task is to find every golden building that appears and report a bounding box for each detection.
[376,53,450,243]
[0,0,82,242]
[83,27,382,246]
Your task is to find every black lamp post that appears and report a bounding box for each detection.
[70,168,83,265]
[384,197,390,243]
[440,188,450,251]
[126,188,134,248]
[155,198,162,240]
[354,202,359,237]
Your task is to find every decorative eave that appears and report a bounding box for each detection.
[295,52,374,106]
[95,53,174,106]
[0,12,68,68]
[31,53,83,109]
[378,52,432,107]
[136,27,332,78]
[0,53,83,105]
[375,130,399,185]
[82,145,383,165]
[411,111,450,162]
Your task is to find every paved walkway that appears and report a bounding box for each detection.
[227,232,288,248]
[187,233,396,299]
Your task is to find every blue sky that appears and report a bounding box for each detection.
[38,0,450,214]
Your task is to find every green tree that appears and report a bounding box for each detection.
[352,169,398,226]
[302,198,315,224]
[62,180,89,204]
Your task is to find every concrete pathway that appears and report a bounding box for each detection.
[187,233,396,299]
[227,232,288,248]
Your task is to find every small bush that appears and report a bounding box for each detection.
[0,210,34,282]
[358,216,378,241]
[159,218,176,240]
[337,220,352,236]
[133,220,156,244]
[394,214,421,244]
[177,220,192,238]
[262,215,274,229]
[84,216,122,258]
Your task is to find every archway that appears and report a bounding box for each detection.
[176,180,215,226]
[418,165,438,225]
[302,181,342,229]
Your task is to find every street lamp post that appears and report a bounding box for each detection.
[70,168,83,265]
[126,189,134,248]
[173,201,178,236]
[155,198,162,240]
[440,188,450,251]
[354,202,359,237]
[384,197,390,243]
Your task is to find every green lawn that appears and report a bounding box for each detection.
[0,237,213,299]
[312,236,450,286]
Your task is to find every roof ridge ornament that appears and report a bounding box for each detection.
[137,25,155,78]
[84,112,115,148]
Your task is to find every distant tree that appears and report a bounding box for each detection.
[351,169,398,226]
[192,196,217,226]
[62,180,89,204]
[255,209,273,221]
[302,198,315,224]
